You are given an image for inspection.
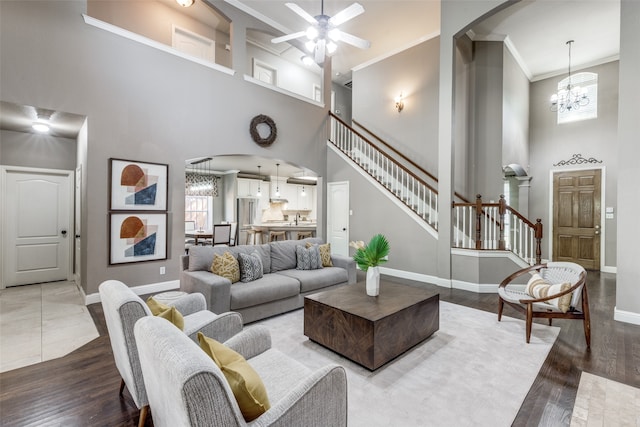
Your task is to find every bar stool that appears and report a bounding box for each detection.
[297,231,313,240]
[245,229,263,245]
[269,231,287,242]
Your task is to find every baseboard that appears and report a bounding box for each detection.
[614,307,640,326]
[601,266,617,274]
[451,280,498,294]
[84,279,180,305]
[378,267,452,288]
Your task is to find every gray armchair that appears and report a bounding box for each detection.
[134,316,348,427]
[98,280,244,427]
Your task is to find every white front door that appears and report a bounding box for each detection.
[1,167,73,287]
[327,181,349,256]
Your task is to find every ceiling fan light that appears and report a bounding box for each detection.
[306,26,318,40]
[328,28,341,41]
[301,55,315,66]
[175,0,194,7]
[327,41,337,54]
[305,40,316,52]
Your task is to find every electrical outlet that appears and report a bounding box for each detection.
[160,266,166,275]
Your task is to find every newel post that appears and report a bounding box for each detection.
[475,194,483,250]
[498,194,507,250]
[535,219,543,265]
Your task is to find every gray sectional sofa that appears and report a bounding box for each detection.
[180,237,356,323]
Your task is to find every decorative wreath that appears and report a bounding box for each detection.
[250,114,277,147]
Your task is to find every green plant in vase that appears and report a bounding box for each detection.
[350,234,390,296]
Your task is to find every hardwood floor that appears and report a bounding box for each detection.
[0,271,637,426]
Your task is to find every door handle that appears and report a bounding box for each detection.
[595,231,600,235]
[75,234,81,238]
[342,228,347,231]
[595,225,600,229]
[61,230,67,236]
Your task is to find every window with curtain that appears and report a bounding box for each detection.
[185,173,218,230]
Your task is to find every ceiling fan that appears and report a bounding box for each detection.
[271,0,371,64]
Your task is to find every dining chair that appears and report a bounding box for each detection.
[212,223,232,245]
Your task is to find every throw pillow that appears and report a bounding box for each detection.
[197,332,270,421]
[525,273,572,313]
[238,252,264,283]
[306,242,333,267]
[146,297,184,330]
[211,251,240,283]
[296,245,322,270]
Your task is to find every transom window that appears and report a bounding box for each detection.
[556,72,598,124]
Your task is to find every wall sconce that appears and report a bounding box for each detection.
[394,93,404,113]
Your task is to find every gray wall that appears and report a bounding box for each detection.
[0,1,328,295]
[1,130,77,170]
[616,0,640,316]
[528,61,619,266]
[502,46,530,174]
[472,41,505,200]
[331,82,352,124]
[327,149,438,276]
[352,37,440,177]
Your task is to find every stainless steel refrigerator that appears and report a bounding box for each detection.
[236,198,259,245]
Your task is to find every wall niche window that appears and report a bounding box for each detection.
[246,29,323,102]
[87,0,231,68]
[556,72,598,124]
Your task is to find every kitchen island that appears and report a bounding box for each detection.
[249,222,316,241]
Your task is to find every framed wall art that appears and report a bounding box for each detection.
[109,212,167,265]
[110,158,168,211]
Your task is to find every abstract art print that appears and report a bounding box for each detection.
[110,159,168,211]
[109,213,167,264]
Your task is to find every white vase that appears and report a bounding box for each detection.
[366,266,380,296]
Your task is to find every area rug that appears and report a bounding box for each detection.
[255,301,559,427]
[570,372,640,426]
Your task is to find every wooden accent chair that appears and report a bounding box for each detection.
[99,280,244,427]
[498,262,590,347]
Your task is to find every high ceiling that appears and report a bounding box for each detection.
[1,0,620,146]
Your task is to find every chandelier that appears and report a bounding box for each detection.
[550,40,589,113]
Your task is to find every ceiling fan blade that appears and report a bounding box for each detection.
[271,31,306,44]
[285,3,318,25]
[329,2,365,26]
[338,31,371,49]
[315,39,326,63]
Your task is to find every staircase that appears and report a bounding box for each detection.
[329,112,439,230]
[327,112,543,266]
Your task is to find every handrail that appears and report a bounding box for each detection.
[352,117,469,204]
[353,119,439,183]
[452,194,542,265]
[328,111,439,230]
[329,112,437,195]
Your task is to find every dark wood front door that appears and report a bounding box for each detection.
[552,169,601,270]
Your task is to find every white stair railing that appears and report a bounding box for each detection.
[329,113,438,230]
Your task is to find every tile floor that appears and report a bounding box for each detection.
[570,372,640,426]
[0,280,99,373]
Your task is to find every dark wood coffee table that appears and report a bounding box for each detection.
[304,280,439,370]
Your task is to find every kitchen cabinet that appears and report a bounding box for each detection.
[296,185,315,211]
[237,178,263,198]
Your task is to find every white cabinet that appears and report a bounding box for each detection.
[237,178,263,198]
[296,185,315,211]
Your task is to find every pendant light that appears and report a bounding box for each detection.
[256,165,262,197]
[275,163,280,197]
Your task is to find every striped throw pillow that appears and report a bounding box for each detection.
[525,273,572,313]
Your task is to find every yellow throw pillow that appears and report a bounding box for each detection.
[525,273,572,313]
[211,251,241,283]
[146,297,184,330]
[306,242,333,267]
[197,332,270,421]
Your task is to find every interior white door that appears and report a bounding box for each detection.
[172,25,215,62]
[327,181,349,256]
[74,166,82,285]
[2,167,73,287]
